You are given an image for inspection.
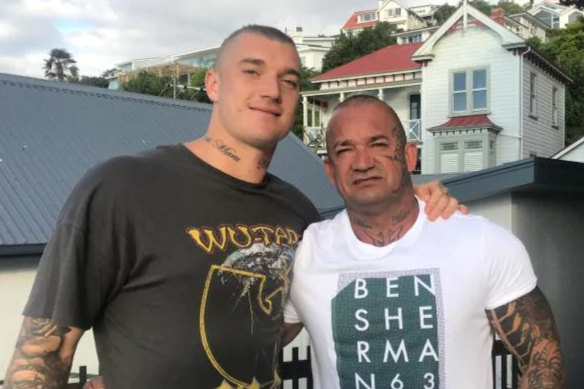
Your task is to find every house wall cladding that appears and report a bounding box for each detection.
[521,61,565,158]
[421,25,521,173]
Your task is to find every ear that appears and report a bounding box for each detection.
[324,157,337,187]
[405,142,418,173]
[205,68,219,102]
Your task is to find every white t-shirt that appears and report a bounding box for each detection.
[284,202,536,389]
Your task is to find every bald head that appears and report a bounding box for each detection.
[326,95,407,158]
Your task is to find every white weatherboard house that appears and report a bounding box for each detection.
[302,3,571,175]
[342,0,429,34]
[528,0,584,29]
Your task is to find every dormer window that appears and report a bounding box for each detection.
[359,12,377,23]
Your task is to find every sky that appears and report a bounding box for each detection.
[0,0,465,79]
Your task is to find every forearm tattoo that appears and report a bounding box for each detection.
[203,135,241,162]
[487,287,565,388]
[4,318,74,389]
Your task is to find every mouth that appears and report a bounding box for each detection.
[250,106,282,117]
[353,176,381,186]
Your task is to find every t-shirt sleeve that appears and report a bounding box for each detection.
[283,298,301,324]
[24,161,133,330]
[484,221,537,310]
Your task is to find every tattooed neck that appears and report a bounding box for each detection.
[349,196,418,247]
[203,135,241,162]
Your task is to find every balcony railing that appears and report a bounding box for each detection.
[303,119,422,156]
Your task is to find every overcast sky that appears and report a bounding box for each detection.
[0,0,465,79]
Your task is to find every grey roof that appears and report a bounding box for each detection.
[442,157,584,202]
[0,73,341,247]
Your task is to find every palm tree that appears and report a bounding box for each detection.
[44,48,79,81]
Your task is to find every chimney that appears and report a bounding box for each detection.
[491,8,505,25]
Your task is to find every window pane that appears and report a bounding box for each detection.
[453,72,466,91]
[454,92,466,111]
[473,70,486,89]
[473,90,487,110]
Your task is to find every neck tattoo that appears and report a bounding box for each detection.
[352,198,416,247]
[203,136,240,162]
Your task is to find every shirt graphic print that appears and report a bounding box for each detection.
[332,269,445,389]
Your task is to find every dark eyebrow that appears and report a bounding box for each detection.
[283,68,301,79]
[240,58,264,66]
[239,57,301,79]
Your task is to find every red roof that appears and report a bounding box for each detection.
[342,10,379,30]
[313,43,423,82]
[429,115,496,130]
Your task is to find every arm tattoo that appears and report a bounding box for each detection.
[487,287,565,388]
[203,135,241,162]
[4,318,75,389]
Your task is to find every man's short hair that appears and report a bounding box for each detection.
[215,25,296,69]
[326,95,407,157]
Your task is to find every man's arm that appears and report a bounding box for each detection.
[282,322,304,347]
[413,180,468,221]
[4,316,84,389]
[486,287,565,389]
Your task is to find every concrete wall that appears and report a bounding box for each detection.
[512,191,584,389]
[0,257,100,381]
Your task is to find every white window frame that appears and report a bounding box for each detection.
[449,68,489,116]
[529,72,537,117]
[359,12,376,22]
[552,87,558,127]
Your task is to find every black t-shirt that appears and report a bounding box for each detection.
[25,144,321,388]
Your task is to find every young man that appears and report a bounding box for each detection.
[4,28,458,389]
[284,95,565,389]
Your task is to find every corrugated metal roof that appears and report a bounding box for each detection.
[0,73,341,246]
[312,43,422,81]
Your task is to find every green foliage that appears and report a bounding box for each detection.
[44,48,79,81]
[321,22,397,73]
[189,68,211,103]
[291,67,320,139]
[101,68,117,79]
[435,4,457,25]
[191,68,207,87]
[536,17,584,143]
[468,0,493,15]
[122,71,172,96]
[560,0,583,10]
[496,0,524,15]
[74,76,109,88]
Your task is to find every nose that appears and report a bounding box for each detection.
[260,74,282,102]
[351,148,374,171]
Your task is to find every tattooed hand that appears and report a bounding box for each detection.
[4,317,84,389]
[487,287,566,389]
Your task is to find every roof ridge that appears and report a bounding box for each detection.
[0,72,211,112]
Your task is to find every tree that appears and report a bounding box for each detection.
[291,67,320,139]
[121,70,208,102]
[534,17,584,143]
[435,4,457,25]
[75,76,109,88]
[496,0,524,15]
[468,0,493,15]
[189,68,212,103]
[560,0,583,9]
[321,22,397,73]
[101,68,117,79]
[44,48,79,81]
[122,71,173,97]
